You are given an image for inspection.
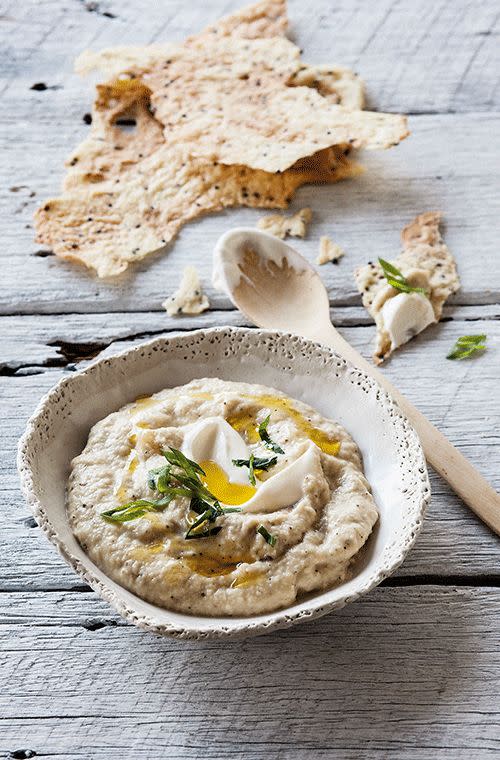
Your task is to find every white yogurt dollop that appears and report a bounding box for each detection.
[183,417,250,485]
[181,416,320,514]
[381,292,435,350]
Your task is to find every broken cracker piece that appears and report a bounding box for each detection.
[63,78,164,191]
[288,64,364,110]
[317,236,345,265]
[257,207,312,239]
[146,35,408,173]
[35,142,357,278]
[354,212,460,364]
[163,266,210,316]
[191,0,287,42]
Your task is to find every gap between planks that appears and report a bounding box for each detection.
[1,304,499,376]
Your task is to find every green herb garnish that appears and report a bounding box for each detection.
[102,447,241,539]
[447,334,487,360]
[378,258,428,296]
[162,447,205,477]
[101,495,174,523]
[257,525,277,547]
[232,454,278,485]
[248,453,256,486]
[185,504,220,539]
[185,501,241,539]
[258,414,285,454]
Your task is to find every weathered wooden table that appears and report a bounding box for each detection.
[2,1,499,757]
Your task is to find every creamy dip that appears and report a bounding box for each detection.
[67,378,378,616]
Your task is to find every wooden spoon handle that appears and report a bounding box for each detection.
[316,325,500,535]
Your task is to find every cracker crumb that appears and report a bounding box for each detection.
[257,207,312,239]
[162,266,210,317]
[317,236,345,265]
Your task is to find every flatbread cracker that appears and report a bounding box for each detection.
[75,45,178,79]
[35,68,360,277]
[167,85,407,172]
[354,212,460,363]
[163,266,210,316]
[36,0,404,276]
[36,144,358,277]
[63,79,164,190]
[145,36,407,172]
[78,33,405,175]
[35,81,358,278]
[190,0,287,41]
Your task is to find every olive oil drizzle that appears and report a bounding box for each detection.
[115,452,139,503]
[228,393,340,456]
[199,460,257,506]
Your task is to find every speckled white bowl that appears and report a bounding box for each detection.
[18,327,430,639]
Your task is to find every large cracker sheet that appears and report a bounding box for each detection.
[36,79,359,277]
[36,0,403,277]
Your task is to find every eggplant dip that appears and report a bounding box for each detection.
[67,378,378,616]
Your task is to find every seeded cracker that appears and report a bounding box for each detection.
[145,35,407,173]
[188,0,288,41]
[35,0,407,277]
[75,0,288,77]
[35,78,358,276]
[63,79,164,191]
[354,213,461,363]
[286,64,364,110]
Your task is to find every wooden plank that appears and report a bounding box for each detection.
[2,112,500,313]
[1,586,500,759]
[1,304,499,371]
[2,0,499,114]
[2,0,499,755]
[2,310,499,590]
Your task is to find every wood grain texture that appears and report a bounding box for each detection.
[2,0,499,113]
[2,305,498,371]
[1,0,500,756]
[2,113,500,313]
[1,586,500,759]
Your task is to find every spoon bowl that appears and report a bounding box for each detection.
[213,228,332,341]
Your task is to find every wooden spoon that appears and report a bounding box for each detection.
[213,228,500,535]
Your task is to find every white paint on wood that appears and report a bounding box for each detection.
[1,0,500,754]
[2,304,498,370]
[1,587,500,759]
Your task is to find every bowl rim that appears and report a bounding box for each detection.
[17,326,430,640]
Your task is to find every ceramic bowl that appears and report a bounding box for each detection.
[18,327,430,639]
